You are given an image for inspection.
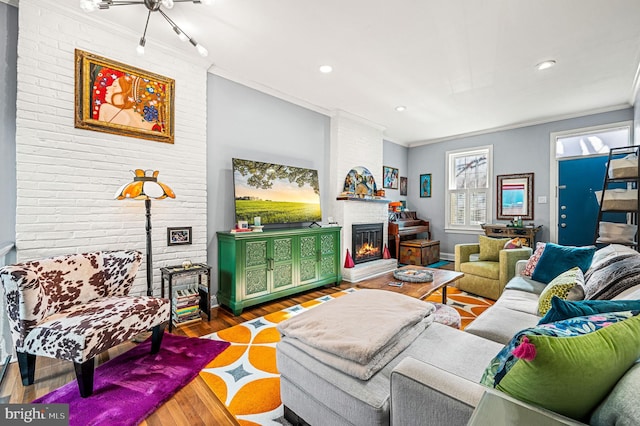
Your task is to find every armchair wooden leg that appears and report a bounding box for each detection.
[150,324,165,354]
[16,351,36,386]
[74,358,95,398]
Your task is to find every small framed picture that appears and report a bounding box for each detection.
[167,227,192,246]
[420,174,432,198]
[400,177,407,196]
[383,166,399,189]
[237,220,249,229]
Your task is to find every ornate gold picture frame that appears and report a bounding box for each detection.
[74,49,175,144]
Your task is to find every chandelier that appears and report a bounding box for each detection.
[79,0,212,57]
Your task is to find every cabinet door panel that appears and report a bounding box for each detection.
[320,233,336,255]
[273,238,293,262]
[300,236,316,258]
[300,258,317,282]
[245,269,269,297]
[246,240,268,267]
[273,263,294,289]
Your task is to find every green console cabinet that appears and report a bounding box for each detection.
[217,227,342,315]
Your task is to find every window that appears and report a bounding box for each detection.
[446,146,493,231]
[554,123,631,159]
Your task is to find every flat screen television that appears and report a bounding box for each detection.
[232,158,322,226]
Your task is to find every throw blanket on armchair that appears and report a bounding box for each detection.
[277,289,435,380]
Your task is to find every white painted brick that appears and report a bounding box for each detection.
[15,0,208,297]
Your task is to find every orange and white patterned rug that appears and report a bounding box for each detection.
[199,287,494,425]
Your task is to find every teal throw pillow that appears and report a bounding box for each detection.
[481,312,640,421]
[539,296,640,324]
[531,243,596,284]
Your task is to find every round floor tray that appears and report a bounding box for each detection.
[393,268,434,282]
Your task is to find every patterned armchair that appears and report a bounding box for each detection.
[0,250,170,397]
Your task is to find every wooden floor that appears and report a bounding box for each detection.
[0,283,355,426]
[2,263,454,425]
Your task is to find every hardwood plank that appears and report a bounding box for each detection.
[1,283,353,424]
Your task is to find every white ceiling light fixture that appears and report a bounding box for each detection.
[319,65,333,74]
[536,59,557,71]
[79,0,212,57]
[395,105,407,112]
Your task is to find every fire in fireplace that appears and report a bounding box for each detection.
[352,223,384,264]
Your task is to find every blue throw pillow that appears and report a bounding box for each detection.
[538,296,640,324]
[531,243,596,284]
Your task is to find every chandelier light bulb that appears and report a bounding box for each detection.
[161,0,174,9]
[80,0,100,12]
[136,38,146,56]
[196,43,208,57]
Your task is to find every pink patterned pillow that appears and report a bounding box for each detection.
[522,242,546,277]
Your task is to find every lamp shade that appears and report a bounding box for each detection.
[115,169,175,200]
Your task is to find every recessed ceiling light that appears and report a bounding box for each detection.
[536,60,557,71]
[395,106,407,112]
[319,65,333,73]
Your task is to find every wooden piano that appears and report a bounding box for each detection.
[388,211,431,258]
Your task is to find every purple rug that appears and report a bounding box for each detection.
[32,333,230,426]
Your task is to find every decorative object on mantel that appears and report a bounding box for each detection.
[115,169,175,296]
[340,166,378,199]
[344,249,355,268]
[79,0,212,57]
[75,49,175,144]
[383,244,391,259]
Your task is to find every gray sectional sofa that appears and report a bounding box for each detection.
[277,244,640,426]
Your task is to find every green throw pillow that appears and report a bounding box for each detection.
[478,236,510,261]
[491,315,640,421]
[537,267,585,316]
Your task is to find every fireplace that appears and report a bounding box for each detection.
[352,223,384,264]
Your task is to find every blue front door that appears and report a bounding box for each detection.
[558,156,626,246]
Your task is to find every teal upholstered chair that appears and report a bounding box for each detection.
[454,240,532,300]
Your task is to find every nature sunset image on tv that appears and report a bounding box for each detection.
[232,158,322,225]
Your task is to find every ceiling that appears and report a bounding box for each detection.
[62,0,640,145]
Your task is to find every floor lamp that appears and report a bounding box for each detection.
[115,169,175,296]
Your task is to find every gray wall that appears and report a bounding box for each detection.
[408,108,634,258]
[206,74,331,297]
[383,140,408,203]
[0,2,17,263]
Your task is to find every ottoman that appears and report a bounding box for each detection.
[431,302,461,329]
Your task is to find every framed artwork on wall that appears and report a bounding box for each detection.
[383,166,399,189]
[167,227,192,246]
[400,177,407,195]
[420,174,432,198]
[74,49,175,144]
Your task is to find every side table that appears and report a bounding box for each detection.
[160,263,212,332]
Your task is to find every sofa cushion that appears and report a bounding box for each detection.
[459,260,500,280]
[481,312,640,421]
[522,242,546,277]
[539,297,640,324]
[478,236,510,261]
[531,243,595,284]
[504,275,548,296]
[464,305,539,345]
[590,361,640,426]
[537,267,585,316]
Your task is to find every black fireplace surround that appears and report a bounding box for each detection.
[352,223,383,265]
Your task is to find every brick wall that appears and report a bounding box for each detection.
[328,111,387,269]
[15,0,208,296]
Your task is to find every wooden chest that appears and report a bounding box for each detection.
[399,239,440,266]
